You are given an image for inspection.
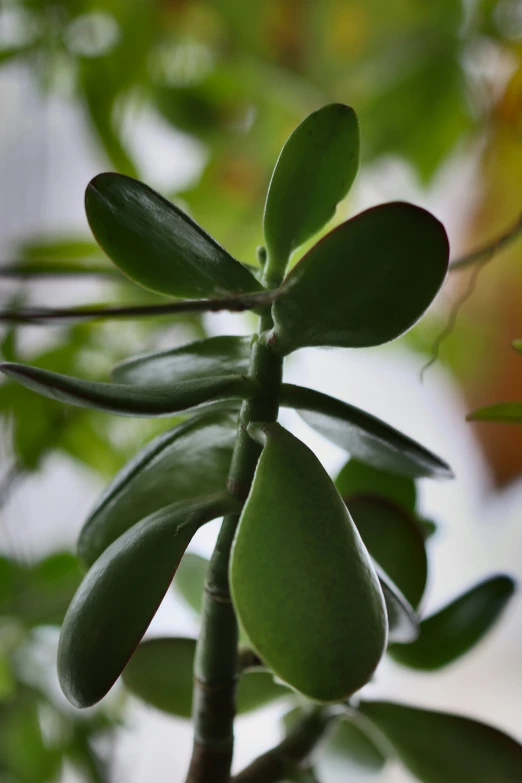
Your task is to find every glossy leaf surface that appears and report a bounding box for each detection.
[263,104,359,276]
[320,713,387,776]
[271,202,449,354]
[376,565,419,644]
[335,458,417,512]
[468,401,522,423]
[123,637,288,717]
[58,494,237,708]
[230,423,387,702]
[359,700,522,782]
[281,384,452,479]
[85,173,263,298]
[112,335,251,387]
[79,409,236,566]
[389,575,515,670]
[0,363,254,418]
[347,496,428,608]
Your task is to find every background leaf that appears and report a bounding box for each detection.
[389,575,516,670]
[335,458,417,512]
[359,700,522,782]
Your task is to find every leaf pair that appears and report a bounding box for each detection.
[82,105,449,357]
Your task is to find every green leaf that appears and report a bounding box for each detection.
[335,458,417,512]
[263,104,359,279]
[346,496,428,608]
[122,637,288,717]
[230,423,387,702]
[376,565,419,644]
[19,236,103,262]
[79,408,237,566]
[280,384,452,479]
[389,575,515,670]
[320,713,387,776]
[270,203,449,354]
[358,700,522,783]
[0,362,254,418]
[85,173,263,298]
[512,339,522,355]
[467,402,522,423]
[0,696,62,783]
[19,552,84,628]
[173,553,209,616]
[112,335,251,386]
[58,493,238,708]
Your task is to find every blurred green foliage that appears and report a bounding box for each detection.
[1,0,522,779]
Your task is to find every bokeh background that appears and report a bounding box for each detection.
[1,1,522,781]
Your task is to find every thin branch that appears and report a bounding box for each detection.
[0,290,280,325]
[450,212,522,270]
[0,264,122,280]
[232,708,333,783]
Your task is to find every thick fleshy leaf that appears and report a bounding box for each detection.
[79,409,237,566]
[320,713,387,777]
[346,496,428,608]
[263,104,359,277]
[389,575,515,670]
[122,637,288,717]
[280,384,452,479]
[467,401,522,423]
[376,565,419,644]
[85,173,263,298]
[270,202,449,354]
[58,493,238,708]
[0,363,254,418]
[173,553,208,616]
[230,423,387,702]
[112,335,251,386]
[335,458,417,512]
[359,700,522,783]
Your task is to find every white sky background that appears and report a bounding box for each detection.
[1,59,522,783]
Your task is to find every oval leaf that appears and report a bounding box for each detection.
[230,423,387,702]
[85,173,262,298]
[270,202,449,354]
[0,363,254,418]
[389,575,515,670]
[79,409,237,566]
[335,458,417,512]
[263,104,359,278]
[320,713,387,777]
[112,335,251,386]
[281,384,452,479]
[346,495,428,608]
[376,565,419,644]
[122,637,288,717]
[58,493,238,708]
[359,700,522,783]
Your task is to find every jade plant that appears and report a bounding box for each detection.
[1,104,521,782]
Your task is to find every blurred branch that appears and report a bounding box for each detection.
[450,212,522,270]
[232,708,332,783]
[0,290,280,325]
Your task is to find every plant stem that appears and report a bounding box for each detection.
[185,255,285,783]
[232,707,332,783]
